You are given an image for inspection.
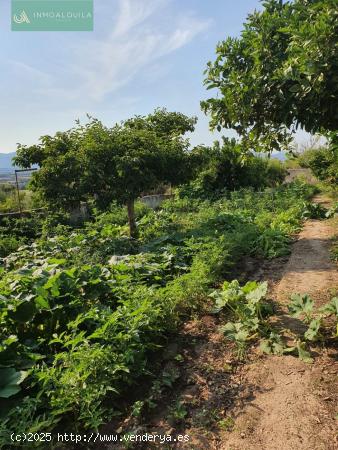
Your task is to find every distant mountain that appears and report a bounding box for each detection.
[0,152,16,170]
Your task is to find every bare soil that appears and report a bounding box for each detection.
[220,201,338,450]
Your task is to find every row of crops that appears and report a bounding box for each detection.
[0,181,320,444]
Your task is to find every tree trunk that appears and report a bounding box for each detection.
[127,199,137,238]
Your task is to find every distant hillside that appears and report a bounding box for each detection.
[0,152,16,170]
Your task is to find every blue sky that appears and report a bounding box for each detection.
[0,0,309,153]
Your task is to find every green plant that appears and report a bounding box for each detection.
[167,400,188,423]
[183,138,287,199]
[0,181,317,441]
[0,235,25,258]
[213,280,270,358]
[0,368,28,398]
[288,293,314,323]
[14,110,197,238]
[254,229,291,259]
[213,283,338,365]
[301,202,327,219]
[218,416,235,431]
[288,294,338,343]
[202,0,338,152]
[298,135,338,186]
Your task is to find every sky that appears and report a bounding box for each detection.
[0,0,310,154]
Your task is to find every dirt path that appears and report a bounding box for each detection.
[221,208,338,449]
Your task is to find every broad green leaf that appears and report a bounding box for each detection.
[0,368,28,398]
[8,301,36,323]
[289,84,300,92]
[320,297,338,316]
[220,322,249,343]
[288,294,313,318]
[260,339,273,354]
[0,385,21,398]
[246,281,268,304]
[304,318,321,341]
[242,281,258,294]
[297,342,313,364]
[35,296,50,309]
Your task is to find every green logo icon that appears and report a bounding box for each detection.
[12,0,94,31]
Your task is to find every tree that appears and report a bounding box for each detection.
[14,109,197,237]
[201,0,338,152]
[298,132,338,185]
[184,137,286,198]
[14,131,85,209]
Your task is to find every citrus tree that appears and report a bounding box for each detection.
[14,109,197,237]
[201,0,338,152]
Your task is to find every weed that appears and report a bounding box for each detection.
[219,416,235,431]
[167,401,188,424]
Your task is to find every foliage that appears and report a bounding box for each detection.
[298,132,338,186]
[14,109,198,237]
[213,282,337,363]
[0,181,316,444]
[214,280,271,357]
[0,235,25,258]
[202,0,338,151]
[183,138,287,198]
[301,202,328,219]
[254,229,291,258]
[0,368,28,399]
[0,185,34,213]
[167,401,188,424]
[289,293,338,340]
[0,215,45,258]
[288,293,314,322]
[331,235,338,262]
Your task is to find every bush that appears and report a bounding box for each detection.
[0,235,25,258]
[180,138,287,199]
[298,133,338,186]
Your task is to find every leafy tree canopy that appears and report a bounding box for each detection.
[14,109,197,236]
[184,137,287,198]
[201,0,338,152]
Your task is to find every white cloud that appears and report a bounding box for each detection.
[113,0,166,37]
[165,16,211,52]
[27,0,211,101]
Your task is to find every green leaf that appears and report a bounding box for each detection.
[242,281,258,294]
[35,296,50,309]
[289,84,300,93]
[246,281,268,304]
[297,342,313,363]
[220,322,249,343]
[8,301,37,323]
[0,385,21,398]
[259,332,285,356]
[0,368,28,398]
[320,297,338,316]
[288,294,313,319]
[260,339,273,355]
[304,318,321,341]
